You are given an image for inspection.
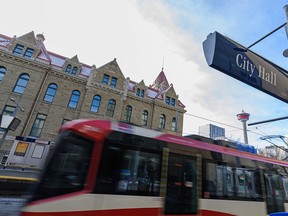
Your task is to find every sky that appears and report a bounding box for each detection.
[2,0,288,149]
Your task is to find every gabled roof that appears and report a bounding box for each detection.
[0,31,185,108]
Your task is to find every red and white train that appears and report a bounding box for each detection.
[20,119,288,216]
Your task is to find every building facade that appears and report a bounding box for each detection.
[0,31,186,158]
[198,124,225,140]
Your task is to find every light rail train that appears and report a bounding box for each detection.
[20,119,288,215]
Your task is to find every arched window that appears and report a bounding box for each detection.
[172,117,177,132]
[141,90,145,97]
[68,90,80,109]
[0,66,7,83]
[90,95,101,113]
[106,99,116,117]
[71,67,77,76]
[65,64,71,73]
[44,83,58,103]
[13,73,30,94]
[141,110,148,126]
[136,88,140,96]
[124,105,132,122]
[159,114,166,129]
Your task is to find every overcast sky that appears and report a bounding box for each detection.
[2,0,288,148]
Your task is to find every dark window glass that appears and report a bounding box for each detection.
[44,83,58,103]
[124,105,132,122]
[68,90,80,109]
[13,44,24,55]
[171,98,175,106]
[136,88,140,96]
[13,74,30,94]
[23,48,34,58]
[166,96,170,105]
[102,74,109,85]
[141,110,148,126]
[3,105,15,116]
[65,65,71,73]
[31,131,93,201]
[106,99,116,117]
[165,154,197,214]
[141,90,145,97]
[159,114,166,129]
[71,67,77,76]
[29,114,47,137]
[110,77,117,87]
[172,117,176,132]
[0,66,7,83]
[94,131,163,196]
[90,95,101,113]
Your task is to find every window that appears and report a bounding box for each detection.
[30,131,93,201]
[102,74,109,85]
[0,66,7,83]
[13,44,24,55]
[141,90,145,97]
[29,113,47,137]
[90,95,101,113]
[159,114,166,129]
[171,98,175,106]
[94,131,163,197]
[71,67,77,76]
[166,96,170,105]
[68,90,80,109]
[124,105,132,122]
[136,88,140,96]
[141,110,148,126]
[110,77,117,87]
[2,105,15,116]
[13,74,30,94]
[44,83,58,103]
[172,117,177,132]
[65,64,71,73]
[106,99,116,117]
[23,48,34,58]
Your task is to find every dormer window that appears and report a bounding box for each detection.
[166,96,170,105]
[71,67,77,76]
[136,88,140,96]
[102,74,109,85]
[65,64,71,73]
[24,48,34,58]
[141,90,144,97]
[13,44,24,55]
[171,98,175,106]
[110,77,117,87]
[166,96,176,106]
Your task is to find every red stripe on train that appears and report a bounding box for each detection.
[21,208,160,216]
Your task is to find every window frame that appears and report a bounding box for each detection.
[13,73,30,94]
[90,95,101,113]
[43,83,58,103]
[29,113,47,138]
[124,105,132,123]
[106,99,116,117]
[0,66,7,83]
[68,90,80,109]
[23,48,34,58]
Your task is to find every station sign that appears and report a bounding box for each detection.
[202,31,288,103]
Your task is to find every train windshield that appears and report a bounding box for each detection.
[31,131,93,201]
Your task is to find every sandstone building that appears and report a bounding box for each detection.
[0,31,186,159]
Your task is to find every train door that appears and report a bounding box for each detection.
[164,153,197,214]
[264,173,285,214]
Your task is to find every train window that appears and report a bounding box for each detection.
[94,134,162,196]
[282,178,288,200]
[203,161,262,201]
[31,131,93,201]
